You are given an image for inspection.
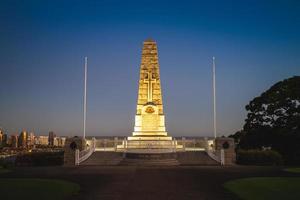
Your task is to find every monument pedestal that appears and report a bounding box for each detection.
[64,136,86,166]
[215,137,236,165]
[128,135,172,141]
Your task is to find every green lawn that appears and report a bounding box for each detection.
[0,166,10,173]
[0,178,80,200]
[285,168,300,173]
[224,177,300,200]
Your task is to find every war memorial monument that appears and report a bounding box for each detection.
[64,40,235,166]
[118,39,182,150]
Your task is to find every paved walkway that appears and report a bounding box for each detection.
[1,165,294,200]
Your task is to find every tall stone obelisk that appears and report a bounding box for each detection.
[128,39,172,141]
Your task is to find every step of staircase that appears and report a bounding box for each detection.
[80,151,124,166]
[120,158,180,166]
[177,151,220,165]
[120,151,180,166]
[80,151,220,166]
[125,152,177,159]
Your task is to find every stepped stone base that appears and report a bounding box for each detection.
[132,131,169,137]
[117,139,183,149]
[125,152,177,159]
[120,152,179,166]
[128,135,172,141]
[80,151,220,166]
[120,158,180,166]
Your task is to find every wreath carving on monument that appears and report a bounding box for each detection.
[222,141,230,149]
[145,106,155,113]
[69,141,77,150]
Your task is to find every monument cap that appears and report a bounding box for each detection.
[144,38,155,43]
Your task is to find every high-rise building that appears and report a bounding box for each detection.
[2,133,8,147]
[61,137,66,147]
[18,131,27,148]
[27,132,35,146]
[54,137,61,146]
[0,130,3,144]
[53,137,66,147]
[48,131,55,146]
[11,135,18,148]
[35,136,48,145]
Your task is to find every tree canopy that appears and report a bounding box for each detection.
[231,76,300,164]
[244,76,300,132]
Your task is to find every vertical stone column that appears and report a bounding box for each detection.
[214,137,236,165]
[182,137,186,151]
[64,136,87,166]
[114,137,118,151]
[123,138,127,158]
[172,138,176,152]
[104,139,107,151]
[204,137,208,151]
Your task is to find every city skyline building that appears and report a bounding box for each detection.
[18,131,27,148]
[48,131,55,146]
[27,132,35,146]
[2,134,8,147]
[35,136,49,146]
[11,135,18,148]
[0,130,3,144]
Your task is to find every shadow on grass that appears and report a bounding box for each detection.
[0,166,11,174]
[0,178,80,200]
[284,167,300,173]
[224,177,300,200]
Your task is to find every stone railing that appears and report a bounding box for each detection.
[92,137,211,152]
[205,148,225,165]
[95,137,124,151]
[75,137,96,165]
[206,149,221,163]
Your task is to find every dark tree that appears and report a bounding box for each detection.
[244,76,300,132]
[232,76,300,164]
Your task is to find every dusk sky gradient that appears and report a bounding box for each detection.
[0,0,299,137]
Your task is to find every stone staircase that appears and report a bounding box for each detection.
[80,151,220,166]
[177,151,220,165]
[120,152,179,166]
[80,152,124,166]
[120,158,180,166]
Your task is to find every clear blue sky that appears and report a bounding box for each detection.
[0,0,299,137]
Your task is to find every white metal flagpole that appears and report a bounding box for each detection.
[83,56,87,139]
[212,56,217,138]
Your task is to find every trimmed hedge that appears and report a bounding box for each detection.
[237,149,283,165]
[0,159,14,169]
[15,151,64,166]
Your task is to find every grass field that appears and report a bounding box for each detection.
[285,168,300,173]
[224,177,300,200]
[0,166,11,173]
[0,178,80,200]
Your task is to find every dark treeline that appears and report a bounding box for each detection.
[230,76,300,165]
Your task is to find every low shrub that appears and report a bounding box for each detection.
[237,149,283,165]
